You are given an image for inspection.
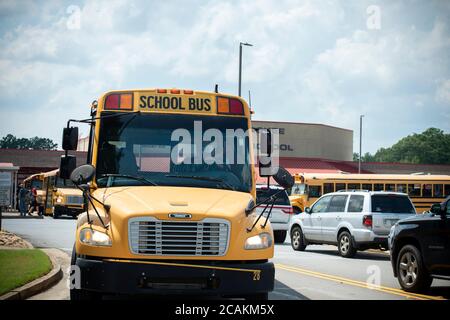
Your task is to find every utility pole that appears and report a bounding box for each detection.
[359,115,364,174]
[238,42,253,97]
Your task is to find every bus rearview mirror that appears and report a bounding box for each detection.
[59,155,77,180]
[62,127,79,151]
[70,164,95,185]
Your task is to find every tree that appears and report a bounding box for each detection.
[358,128,450,165]
[0,134,58,150]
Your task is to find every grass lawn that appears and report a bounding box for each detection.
[0,249,52,296]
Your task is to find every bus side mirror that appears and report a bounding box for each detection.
[62,127,79,151]
[258,129,274,177]
[70,164,95,185]
[59,155,77,180]
[272,167,294,190]
[430,203,442,214]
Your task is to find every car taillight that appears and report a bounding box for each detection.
[217,96,244,115]
[282,207,294,214]
[104,93,133,110]
[363,215,372,228]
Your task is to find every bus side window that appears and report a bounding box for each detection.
[445,184,450,197]
[348,183,361,190]
[433,184,443,198]
[396,184,406,193]
[422,184,432,197]
[374,183,384,191]
[362,183,373,191]
[336,183,346,191]
[408,184,421,197]
[385,184,395,192]
[323,183,334,194]
[309,185,322,198]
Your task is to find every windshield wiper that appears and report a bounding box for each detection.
[165,174,236,191]
[99,174,158,186]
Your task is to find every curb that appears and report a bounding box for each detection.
[0,249,63,300]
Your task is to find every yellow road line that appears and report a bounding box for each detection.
[276,263,445,301]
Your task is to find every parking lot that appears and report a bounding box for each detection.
[3,216,449,300]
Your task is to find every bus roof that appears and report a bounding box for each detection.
[43,169,59,178]
[295,172,450,182]
[23,172,44,182]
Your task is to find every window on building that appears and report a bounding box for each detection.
[362,183,373,191]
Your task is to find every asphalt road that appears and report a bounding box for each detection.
[3,217,450,300]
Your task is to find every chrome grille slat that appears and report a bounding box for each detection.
[129,217,230,256]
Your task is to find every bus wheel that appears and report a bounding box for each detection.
[244,292,269,300]
[274,230,287,244]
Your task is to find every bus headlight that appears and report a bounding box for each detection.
[56,196,63,203]
[245,233,272,250]
[79,228,112,246]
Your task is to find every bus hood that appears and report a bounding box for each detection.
[93,186,254,221]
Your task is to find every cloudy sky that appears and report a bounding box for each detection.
[0,0,449,154]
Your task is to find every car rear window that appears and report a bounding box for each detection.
[257,188,290,205]
[371,195,415,214]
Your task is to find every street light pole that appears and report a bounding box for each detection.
[238,42,253,97]
[359,115,364,174]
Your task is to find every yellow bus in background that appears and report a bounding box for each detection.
[59,88,293,300]
[42,169,84,218]
[289,173,450,213]
[23,172,45,215]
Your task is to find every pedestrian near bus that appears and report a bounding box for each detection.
[28,187,38,215]
[18,183,28,216]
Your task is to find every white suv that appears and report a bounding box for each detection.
[289,191,417,257]
[256,185,294,243]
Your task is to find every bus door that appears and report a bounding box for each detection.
[44,176,56,215]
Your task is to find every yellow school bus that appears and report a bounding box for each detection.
[60,88,292,300]
[289,173,450,213]
[23,172,45,214]
[42,169,84,218]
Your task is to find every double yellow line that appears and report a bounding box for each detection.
[276,263,445,300]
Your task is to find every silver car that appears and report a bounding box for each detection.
[289,191,417,257]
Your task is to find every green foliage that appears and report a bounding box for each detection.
[0,134,58,150]
[362,128,450,165]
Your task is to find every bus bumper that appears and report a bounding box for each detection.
[75,258,274,296]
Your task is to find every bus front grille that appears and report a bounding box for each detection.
[128,217,230,256]
[66,195,84,205]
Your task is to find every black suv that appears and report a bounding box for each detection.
[389,196,450,293]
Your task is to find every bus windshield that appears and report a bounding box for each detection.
[291,183,306,195]
[96,113,252,192]
[30,180,42,190]
[55,177,76,188]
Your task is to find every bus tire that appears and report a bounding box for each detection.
[274,230,287,244]
[70,244,102,300]
[291,226,306,251]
